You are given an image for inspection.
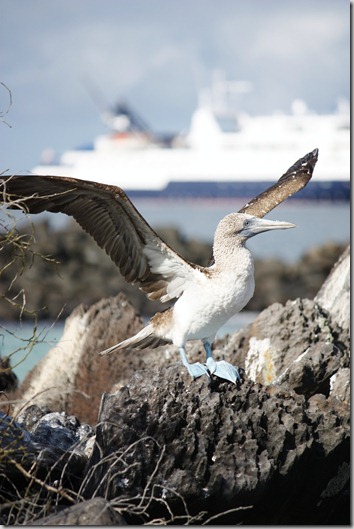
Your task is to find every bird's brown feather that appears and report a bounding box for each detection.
[0,174,197,301]
[238,148,318,217]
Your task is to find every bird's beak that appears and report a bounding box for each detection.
[243,217,296,238]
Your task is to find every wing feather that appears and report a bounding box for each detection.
[0,174,201,302]
[238,148,318,218]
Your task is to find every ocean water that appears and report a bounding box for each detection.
[0,321,65,383]
[0,313,258,384]
[133,199,350,262]
[0,199,350,383]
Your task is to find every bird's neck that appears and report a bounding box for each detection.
[212,238,253,272]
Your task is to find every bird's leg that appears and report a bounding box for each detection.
[179,347,210,379]
[204,342,217,374]
[203,342,241,384]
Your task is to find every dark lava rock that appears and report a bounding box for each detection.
[82,367,349,525]
[0,406,95,524]
[0,411,33,464]
[80,246,350,524]
[215,246,350,399]
[0,356,18,392]
[16,405,94,452]
[219,297,349,394]
[31,497,126,525]
[13,250,350,426]
[2,241,349,524]
[0,405,94,474]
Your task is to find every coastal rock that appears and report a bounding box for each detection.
[30,497,126,526]
[213,246,350,394]
[0,411,33,467]
[0,356,18,392]
[329,367,350,404]
[0,406,94,524]
[0,246,350,524]
[315,245,350,333]
[13,247,350,425]
[13,293,181,424]
[81,246,349,523]
[16,405,94,456]
[82,366,349,525]
[218,297,349,395]
[13,294,145,424]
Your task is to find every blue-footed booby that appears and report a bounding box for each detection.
[0,148,318,383]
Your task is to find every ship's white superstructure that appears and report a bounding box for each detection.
[32,79,350,200]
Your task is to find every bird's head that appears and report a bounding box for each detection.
[215,212,296,244]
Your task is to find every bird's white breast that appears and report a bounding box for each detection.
[170,252,254,346]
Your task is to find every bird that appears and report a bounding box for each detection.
[0,148,318,383]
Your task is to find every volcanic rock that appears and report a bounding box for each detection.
[3,246,349,524]
[30,497,126,525]
[12,293,146,423]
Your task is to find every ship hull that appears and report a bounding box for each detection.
[125,179,350,201]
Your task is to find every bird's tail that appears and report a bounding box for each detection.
[99,324,169,356]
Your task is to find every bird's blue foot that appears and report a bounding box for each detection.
[204,342,241,384]
[186,362,210,379]
[179,347,210,380]
[206,358,241,384]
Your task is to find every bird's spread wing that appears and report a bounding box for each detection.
[0,174,204,303]
[238,148,318,218]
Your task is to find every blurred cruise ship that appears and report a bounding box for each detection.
[32,78,350,200]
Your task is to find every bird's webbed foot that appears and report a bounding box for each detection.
[186,362,210,379]
[206,357,241,384]
[204,342,241,384]
[179,347,210,380]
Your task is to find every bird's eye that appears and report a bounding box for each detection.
[244,220,250,227]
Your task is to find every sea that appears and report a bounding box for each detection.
[0,199,350,383]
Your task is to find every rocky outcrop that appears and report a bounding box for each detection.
[0,218,347,319]
[248,240,348,311]
[84,367,348,525]
[12,294,146,423]
[30,497,127,525]
[0,406,94,525]
[0,356,18,392]
[216,246,350,400]
[315,245,350,333]
[0,246,350,524]
[217,297,349,395]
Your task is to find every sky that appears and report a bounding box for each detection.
[1,0,350,172]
